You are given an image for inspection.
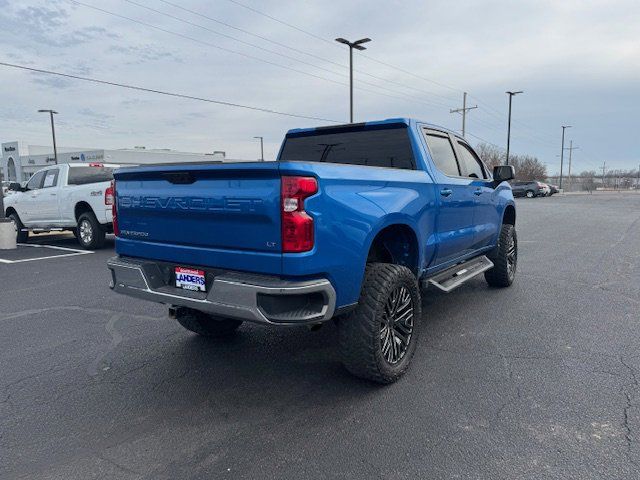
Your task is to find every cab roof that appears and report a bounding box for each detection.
[286,118,459,138]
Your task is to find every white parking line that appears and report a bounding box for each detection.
[0,243,94,264]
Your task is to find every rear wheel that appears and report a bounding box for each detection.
[485,224,517,287]
[76,211,106,249]
[8,212,28,243]
[174,307,243,338]
[338,263,421,384]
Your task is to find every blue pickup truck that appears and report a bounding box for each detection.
[107,118,517,383]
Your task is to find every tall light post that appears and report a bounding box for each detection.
[505,91,523,165]
[253,136,264,161]
[335,37,371,123]
[559,125,571,189]
[38,109,58,164]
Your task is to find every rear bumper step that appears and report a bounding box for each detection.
[107,256,336,325]
[426,255,494,293]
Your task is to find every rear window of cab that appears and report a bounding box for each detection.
[280,125,416,170]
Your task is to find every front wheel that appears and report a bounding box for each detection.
[8,212,28,243]
[338,263,421,384]
[525,190,535,198]
[485,224,517,288]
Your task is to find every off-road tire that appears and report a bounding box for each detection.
[338,263,421,384]
[76,211,106,250]
[485,224,517,288]
[8,212,28,243]
[175,307,243,338]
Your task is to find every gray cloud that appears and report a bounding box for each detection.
[0,0,638,169]
[108,44,184,65]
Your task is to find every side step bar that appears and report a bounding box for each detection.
[425,255,494,293]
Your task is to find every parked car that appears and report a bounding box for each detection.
[540,183,551,196]
[512,180,546,198]
[107,118,518,383]
[548,184,559,195]
[1,181,16,196]
[3,163,120,249]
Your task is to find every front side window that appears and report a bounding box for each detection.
[280,126,416,170]
[43,169,59,188]
[26,171,46,190]
[424,131,461,177]
[457,142,486,179]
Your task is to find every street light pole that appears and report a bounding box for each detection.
[559,125,571,190]
[505,91,523,165]
[335,37,371,123]
[253,136,264,161]
[38,109,58,164]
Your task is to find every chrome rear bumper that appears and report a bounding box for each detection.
[107,256,336,325]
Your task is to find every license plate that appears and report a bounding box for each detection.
[175,267,206,292]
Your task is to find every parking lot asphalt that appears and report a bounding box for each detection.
[1,193,639,480]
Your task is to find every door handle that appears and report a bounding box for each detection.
[440,188,453,197]
[474,189,483,196]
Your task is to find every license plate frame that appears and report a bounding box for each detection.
[174,266,206,292]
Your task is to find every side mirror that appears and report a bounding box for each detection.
[493,165,515,183]
[8,182,22,192]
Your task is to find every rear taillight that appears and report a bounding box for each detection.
[110,180,119,237]
[104,183,114,206]
[281,176,317,253]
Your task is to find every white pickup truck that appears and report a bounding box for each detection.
[3,163,119,249]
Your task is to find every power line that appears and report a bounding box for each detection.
[0,61,341,122]
[72,1,453,111]
[69,1,347,87]
[159,0,455,105]
[134,0,454,109]
[220,0,570,150]
[465,132,502,150]
[223,0,462,102]
[224,0,338,48]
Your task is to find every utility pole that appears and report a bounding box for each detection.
[637,163,640,189]
[450,92,477,137]
[601,162,606,189]
[565,141,579,191]
[335,37,371,123]
[253,136,264,161]
[38,109,58,164]
[505,91,523,165]
[559,125,571,189]
[0,176,5,220]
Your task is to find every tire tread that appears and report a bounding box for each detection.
[338,263,421,384]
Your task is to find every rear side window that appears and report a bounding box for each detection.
[279,126,416,170]
[68,166,114,185]
[424,131,461,177]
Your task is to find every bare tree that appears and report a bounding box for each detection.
[512,154,547,180]
[475,143,505,170]
[474,142,546,180]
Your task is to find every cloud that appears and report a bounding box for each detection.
[108,44,183,65]
[0,0,638,168]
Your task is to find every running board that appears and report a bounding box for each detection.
[425,256,494,293]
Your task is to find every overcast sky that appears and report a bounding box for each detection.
[0,0,638,173]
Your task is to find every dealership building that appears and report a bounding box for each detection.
[1,141,228,183]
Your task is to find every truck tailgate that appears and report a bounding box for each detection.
[113,162,282,272]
